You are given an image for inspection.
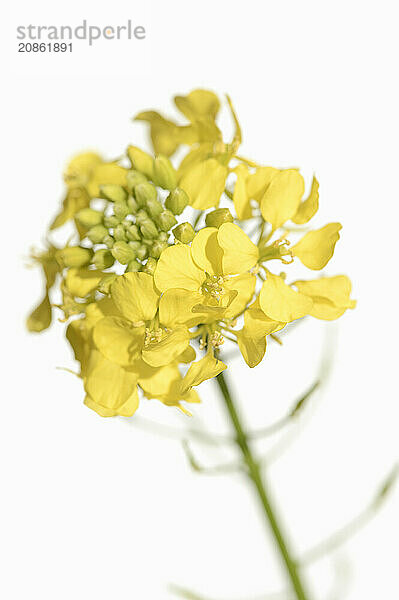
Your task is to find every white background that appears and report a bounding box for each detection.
[3,1,399,599]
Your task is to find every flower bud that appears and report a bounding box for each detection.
[114,224,127,241]
[111,241,137,265]
[128,241,141,252]
[165,187,189,215]
[205,208,234,228]
[126,224,141,241]
[56,247,92,268]
[103,235,114,249]
[103,215,119,228]
[150,240,169,259]
[153,155,177,190]
[100,184,128,203]
[140,218,159,240]
[156,209,177,232]
[98,273,118,294]
[146,197,164,219]
[173,222,195,244]
[158,231,169,242]
[135,209,148,225]
[114,200,130,220]
[75,208,103,228]
[135,182,157,208]
[125,259,141,272]
[93,249,115,270]
[87,224,108,244]
[136,244,149,260]
[127,196,139,214]
[126,170,147,193]
[142,257,157,275]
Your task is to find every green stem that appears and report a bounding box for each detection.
[215,372,310,600]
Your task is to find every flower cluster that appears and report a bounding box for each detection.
[28,89,355,417]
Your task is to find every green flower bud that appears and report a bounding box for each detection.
[126,170,147,192]
[100,184,128,203]
[111,241,136,265]
[165,188,189,215]
[125,259,141,272]
[103,215,119,228]
[114,200,130,220]
[205,208,234,228]
[114,224,127,241]
[158,231,169,242]
[140,218,159,240]
[127,196,139,214]
[136,244,149,260]
[173,222,195,244]
[56,246,93,268]
[135,209,149,225]
[146,197,163,219]
[93,249,114,270]
[150,240,169,259]
[153,155,177,190]
[128,241,141,252]
[126,224,141,241]
[142,257,157,275]
[75,208,103,228]
[103,235,114,249]
[135,182,157,208]
[98,273,118,294]
[87,224,108,244]
[156,209,177,232]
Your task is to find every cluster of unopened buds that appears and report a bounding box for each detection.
[28,89,356,417]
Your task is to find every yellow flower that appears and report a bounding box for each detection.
[92,272,191,369]
[154,223,258,324]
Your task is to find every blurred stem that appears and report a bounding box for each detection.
[215,372,311,600]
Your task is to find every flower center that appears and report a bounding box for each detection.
[144,327,163,347]
[201,274,228,300]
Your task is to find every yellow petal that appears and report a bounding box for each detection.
[174,89,220,122]
[84,387,139,417]
[64,152,103,188]
[142,327,190,367]
[260,169,305,229]
[191,227,223,275]
[237,332,266,368]
[135,112,181,157]
[159,288,204,328]
[246,166,279,202]
[217,223,259,275]
[65,268,103,297]
[26,294,52,332]
[292,176,319,224]
[233,164,252,220]
[111,272,159,322]
[259,272,313,322]
[180,351,227,394]
[180,158,228,210]
[84,349,138,411]
[177,143,213,179]
[154,244,205,292]
[127,146,154,179]
[292,223,342,270]
[294,275,356,320]
[50,188,90,230]
[93,316,144,366]
[86,163,128,198]
[243,306,285,338]
[138,361,181,398]
[179,345,196,364]
[66,318,91,374]
[223,273,256,319]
